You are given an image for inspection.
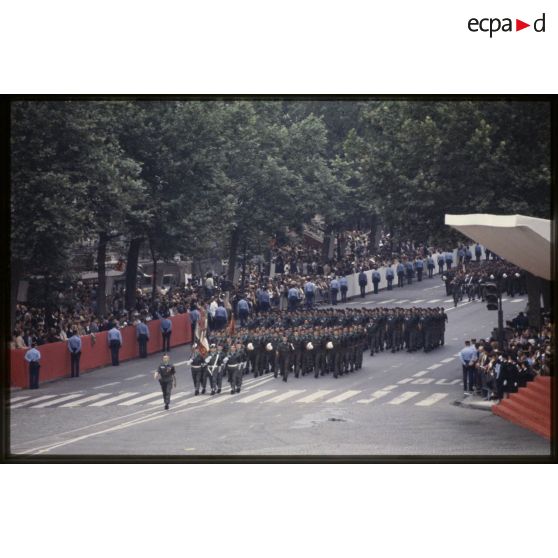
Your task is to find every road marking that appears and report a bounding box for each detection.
[444,299,453,303]
[396,299,409,303]
[296,390,335,403]
[435,379,461,385]
[173,395,211,408]
[388,391,420,405]
[427,363,442,370]
[510,298,525,303]
[440,357,455,363]
[500,298,508,302]
[411,299,425,303]
[60,393,112,407]
[410,378,434,385]
[427,299,441,303]
[94,382,120,389]
[30,393,85,408]
[357,386,397,404]
[236,389,277,403]
[397,378,414,384]
[378,299,396,304]
[412,370,429,377]
[265,390,306,403]
[415,393,448,406]
[325,390,362,403]
[118,392,163,406]
[9,395,33,404]
[124,374,146,381]
[89,392,139,406]
[147,391,190,405]
[11,394,59,409]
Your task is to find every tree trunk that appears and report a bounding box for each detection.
[96,232,108,317]
[10,259,22,330]
[125,237,143,311]
[149,236,158,300]
[227,227,240,282]
[241,239,247,291]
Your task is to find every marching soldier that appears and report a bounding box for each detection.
[226,343,244,394]
[188,344,207,396]
[155,353,176,410]
[277,334,294,382]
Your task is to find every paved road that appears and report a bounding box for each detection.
[9,277,550,456]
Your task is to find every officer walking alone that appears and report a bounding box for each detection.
[107,323,122,366]
[155,353,176,410]
[24,342,41,389]
[67,330,82,377]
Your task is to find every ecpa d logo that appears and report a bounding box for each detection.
[468,13,546,37]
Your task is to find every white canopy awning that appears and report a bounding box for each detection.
[445,214,551,280]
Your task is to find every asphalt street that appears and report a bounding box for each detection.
[9,275,550,457]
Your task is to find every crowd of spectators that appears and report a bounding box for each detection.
[464,312,553,400]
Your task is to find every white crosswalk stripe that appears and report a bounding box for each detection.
[11,394,59,409]
[173,395,211,408]
[444,299,453,303]
[440,357,455,363]
[296,390,335,403]
[118,392,163,406]
[396,299,409,303]
[89,392,139,407]
[500,298,508,302]
[388,391,420,405]
[427,363,442,370]
[147,391,190,405]
[60,393,112,407]
[357,385,397,404]
[325,390,361,403]
[412,370,429,377]
[9,395,33,404]
[397,377,414,384]
[265,390,306,403]
[411,299,425,303]
[510,298,525,303]
[427,299,441,303]
[410,378,434,385]
[236,390,277,403]
[379,299,396,304]
[30,393,85,408]
[415,393,448,406]
[435,379,460,385]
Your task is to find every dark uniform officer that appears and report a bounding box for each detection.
[188,346,207,395]
[204,344,224,395]
[372,269,381,294]
[277,335,294,382]
[226,344,244,394]
[156,354,176,410]
[24,343,41,389]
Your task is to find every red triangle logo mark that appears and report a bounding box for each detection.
[516,19,530,31]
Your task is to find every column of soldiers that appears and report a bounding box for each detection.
[188,306,447,394]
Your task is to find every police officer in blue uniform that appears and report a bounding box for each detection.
[427,254,435,278]
[214,303,228,330]
[330,277,340,305]
[67,330,82,377]
[371,268,381,294]
[358,270,368,297]
[237,296,250,326]
[288,285,299,311]
[160,315,172,352]
[437,253,445,275]
[396,262,405,288]
[304,278,316,308]
[339,276,349,303]
[475,243,482,262]
[24,343,41,389]
[136,318,150,358]
[107,323,122,366]
[385,265,394,290]
[415,257,424,281]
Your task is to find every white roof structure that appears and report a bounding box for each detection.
[445,214,552,281]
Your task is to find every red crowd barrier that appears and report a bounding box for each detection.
[10,314,192,389]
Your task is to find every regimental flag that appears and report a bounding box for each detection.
[228,314,236,336]
[195,307,209,357]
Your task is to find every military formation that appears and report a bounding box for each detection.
[186,306,448,396]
